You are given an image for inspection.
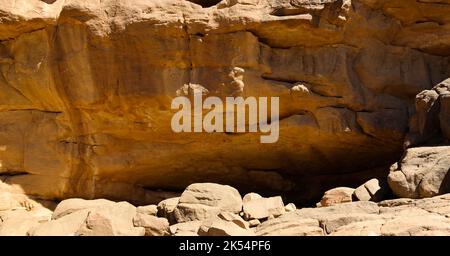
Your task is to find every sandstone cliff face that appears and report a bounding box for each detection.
[0,0,449,205]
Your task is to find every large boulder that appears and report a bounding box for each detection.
[317,187,354,207]
[0,207,52,236]
[0,189,38,212]
[133,213,170,236]
[29,209,92,236]
[173,183,243,223]
[284,203,296,212]
[157,197,179,224]
[136,205,158,216]
[30,199,144,236]
[242,196,285,220]
[242,193,262,203]
[388,146,450,198]
[352,179,390,202]
[52,198,117,219]
[76,201,145,236]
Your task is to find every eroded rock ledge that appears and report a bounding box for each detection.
[0,0,449,205]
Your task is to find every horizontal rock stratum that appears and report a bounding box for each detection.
[0,0,450,205]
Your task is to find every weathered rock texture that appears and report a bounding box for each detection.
[0,0,450,205]
[405,78,450,147]
[317,187,354,207]
[388,146,450,198]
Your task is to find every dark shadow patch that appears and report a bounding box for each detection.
[439,166,450,194]
[186,0,222,8]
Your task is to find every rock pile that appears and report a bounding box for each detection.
[1,181,450,236]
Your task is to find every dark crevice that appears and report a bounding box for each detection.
[141,186,183,193]
[260,74,301,84]
[186,0,222,8]
[40,0,57,4]
[193,32,205,37]
[59,140,102,148]
[309,87,344,99]
[181,13,193,84]
[417,0,450,6]
[270,8,312,17]
[224,131,246,136]
[249,31,294,50]
[0,170,30,176]
[139,186,183,204]
[0,171,30,182]
[356,110,375,113]
[1,109,63,114]
[244,168,284,173]
[317,105,346,110]
[262,73,345,99]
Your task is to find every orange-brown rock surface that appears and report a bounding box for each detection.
[0,0,449,205]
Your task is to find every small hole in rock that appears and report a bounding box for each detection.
[186,0,222,8]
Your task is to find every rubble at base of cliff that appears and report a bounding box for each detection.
[2,177,450,236]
